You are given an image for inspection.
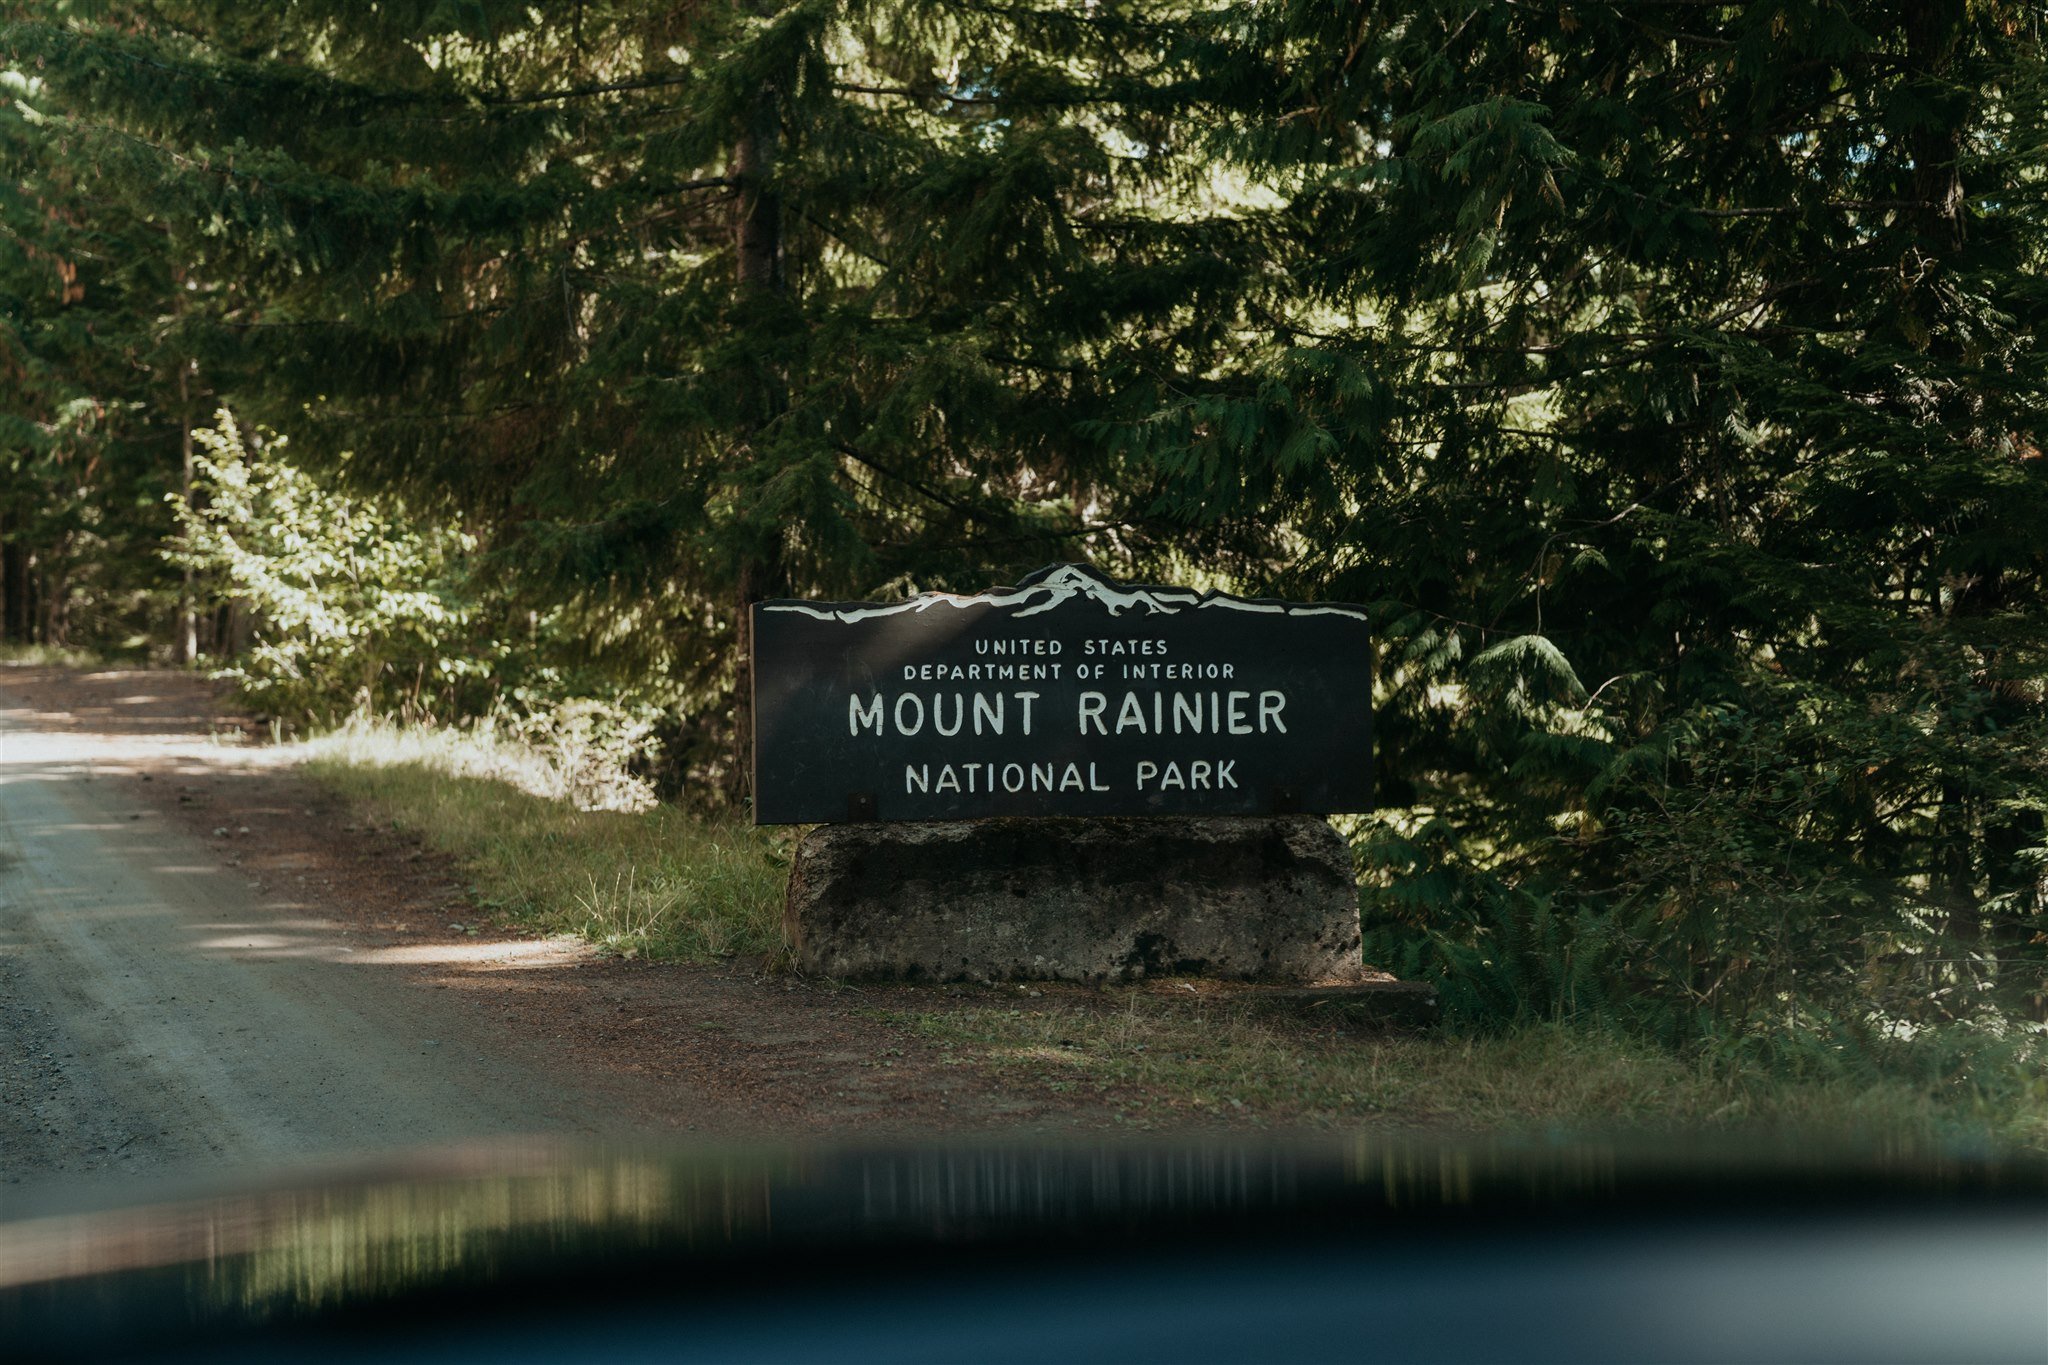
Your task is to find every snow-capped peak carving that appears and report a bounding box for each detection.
[760,564,1368,624]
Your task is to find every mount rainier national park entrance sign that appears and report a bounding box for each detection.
[756,564,1386,989]
[750,564,1373,826]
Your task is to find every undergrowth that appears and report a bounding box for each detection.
[297,720,790,963]
[899,997,2048,1151]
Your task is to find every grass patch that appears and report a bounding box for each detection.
[894,995,2048,1150]
[297,720,792,963]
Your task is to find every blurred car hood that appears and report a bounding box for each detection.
[4,1136,2045,1362]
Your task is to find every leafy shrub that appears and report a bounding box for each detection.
[164,409,733,803]
[166,411,497,724]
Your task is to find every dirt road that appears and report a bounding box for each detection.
[0,685,673,1189]
[1,669,1095,1198]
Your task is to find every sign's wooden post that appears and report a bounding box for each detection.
[753,565,1377,984]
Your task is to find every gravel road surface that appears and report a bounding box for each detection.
[1,668,1112,1209]
[0,692,639,1191]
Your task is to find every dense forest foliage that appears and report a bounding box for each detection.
[5,1,2046,1055]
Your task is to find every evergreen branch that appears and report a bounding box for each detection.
[834,80,1152,110]
[308,403,543,424]
[1253,300,1675,357]
[960,2,1174,37]
[897,518,1148,552]
[1657,199,1974,219]
[787,204,896,272]
[1527,502,1650,635]
[12,22,403,112]
[1696,278,1816,330]
[14,18,721,142]
[1418,278,1820,394]
[982,349,1092,378]
[834,444,1002,526]
[1603,10,1740,49]
[831,83,994,107]
[479,73,694,106]
[1374,602,1526,642]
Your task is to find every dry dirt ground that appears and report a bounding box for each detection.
[0,666,1135,1200]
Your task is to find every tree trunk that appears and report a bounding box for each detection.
[1903,0,1969,253]
[0,515,27,644]
[215,601,242,658]
[28,554,47,646]
[43,566,68,648]
[733,96,782,294]
[725,84,784,808]
[177,365,199,664]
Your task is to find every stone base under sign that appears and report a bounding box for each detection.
[783,816,1363,985]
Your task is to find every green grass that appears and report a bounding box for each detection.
[296,720,792,962]
[892,994,2048,1149]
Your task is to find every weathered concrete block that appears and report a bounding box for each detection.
[784,816,1363,984]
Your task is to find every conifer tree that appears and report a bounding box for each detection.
[1,39,198,648]
[1136,0,2048,1028]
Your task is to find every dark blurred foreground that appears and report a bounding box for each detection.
[4,1137,2044,1363]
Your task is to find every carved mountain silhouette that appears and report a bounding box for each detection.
[762,563,1365,624]
[1008,565,1193,617]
